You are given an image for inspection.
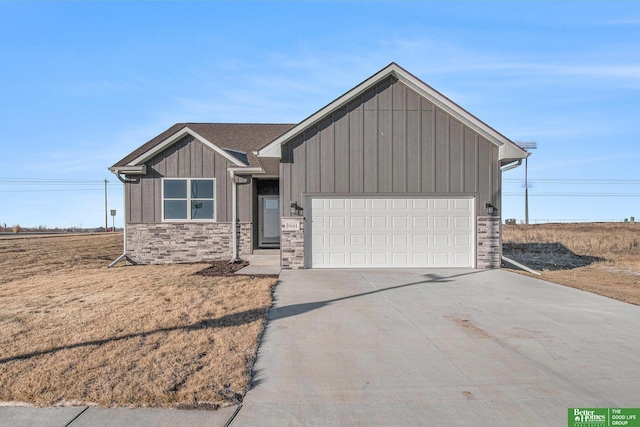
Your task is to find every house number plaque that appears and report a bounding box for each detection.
[282,219,301,231]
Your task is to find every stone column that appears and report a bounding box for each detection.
[477,216,501,268]
[281,217,306,269]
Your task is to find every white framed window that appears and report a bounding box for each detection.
[162,178,215,221]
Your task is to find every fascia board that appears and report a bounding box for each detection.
[257,63,528,162]
[128,127,247,167]
[228,166,264,174]
[394,70,528,161]
[108,165,147,175]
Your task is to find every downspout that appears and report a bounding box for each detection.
[229,170,252,264]
[498,157,525,269]
[108,172,137,268]
[230,170,239,263]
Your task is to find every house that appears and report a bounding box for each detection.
[109,63,527,269]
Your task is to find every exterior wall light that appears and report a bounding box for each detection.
[485,203,497,216]
[290,201,303,216]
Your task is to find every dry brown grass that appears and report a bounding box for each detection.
[0,234,277,408]
[503,223,640,305]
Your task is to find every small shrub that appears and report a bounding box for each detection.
[12,225,21,234]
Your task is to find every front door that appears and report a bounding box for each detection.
[258,195,280,248]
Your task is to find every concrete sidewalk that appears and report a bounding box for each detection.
[0,405,239,427]
[232,268,640,426]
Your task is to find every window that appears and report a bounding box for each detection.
[162,178,215,221]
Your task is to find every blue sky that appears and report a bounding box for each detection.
[1,1,639,228]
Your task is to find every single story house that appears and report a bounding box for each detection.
[109,63,527,269]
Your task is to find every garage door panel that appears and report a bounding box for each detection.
[433,252,450,265]
[454,216,470,228]
[454,235,470,246]
[413,234,429,246]
[309,197,473,268]
[371,253,388,264]
[312,252,325,265]
[329,253,346,265]
[433,234,450,246]
[413,199,428,209]
[330,217,346,228]
[350,235,367,246]
[392,253,408,265]
[371,199,388,209]
[392,235,408,246]
[312,198,326,209]
[433,216,450,228]
[433,199,449,210]
[314,216,326,228]
[413,253,429,264]
[329,235,346,247]
[371,235,388,246]
[371,217,387,228]
[454,253,471,265]
[351,216,367,227]
[350,199,366,209]
[393,199,408,209]
[455,199,471,210]
[413,216,429,228]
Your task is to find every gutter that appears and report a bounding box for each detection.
[500,158,523,172]
[107,170,141,268]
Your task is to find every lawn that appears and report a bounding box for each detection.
[503,222,640,306]
[0,233,277,409]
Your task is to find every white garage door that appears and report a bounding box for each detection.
[308,197,474,268]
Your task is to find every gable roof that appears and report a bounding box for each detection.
[256,62,528,165]
[110,123,295,170]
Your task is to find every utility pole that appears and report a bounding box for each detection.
[104,179,108,232]
[515,142,537,224]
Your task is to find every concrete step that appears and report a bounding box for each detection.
[245,250,280,266]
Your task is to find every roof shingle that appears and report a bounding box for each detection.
[111,123,296,169]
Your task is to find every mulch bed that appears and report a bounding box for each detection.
[196,260,278,278]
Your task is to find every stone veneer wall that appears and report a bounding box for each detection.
[281,217,305,269]
[477,216,501,268]
[126,222,252,264]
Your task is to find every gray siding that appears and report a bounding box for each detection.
[280,77,500,216]
[126,135,252,223]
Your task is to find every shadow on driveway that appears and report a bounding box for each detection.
[269,269,485,321]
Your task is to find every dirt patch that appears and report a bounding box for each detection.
[196,260,249,276]
[503,223,640,306]
[195,260,279,279]
[447,316,490,338]
[0,234,278,409]
[502,242,603,271]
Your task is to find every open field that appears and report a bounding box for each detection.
[503,223,640,305]
[0,234,277,408]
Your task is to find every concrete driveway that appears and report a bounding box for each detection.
[233,269,640,426]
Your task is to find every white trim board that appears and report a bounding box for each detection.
[257,63,528,162]
[129,126,248,167]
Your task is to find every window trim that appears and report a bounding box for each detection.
[161,178,216,222]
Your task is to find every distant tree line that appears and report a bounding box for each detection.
[0,223,122,234]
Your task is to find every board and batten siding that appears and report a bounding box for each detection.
[280,77,500,215]
[126,135,252,223]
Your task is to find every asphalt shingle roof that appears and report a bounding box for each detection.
[111,123,296,169]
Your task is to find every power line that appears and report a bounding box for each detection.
[0,178,107,183]
[504,193,640,197]
[0,188,122,193]
[504,178,640,184]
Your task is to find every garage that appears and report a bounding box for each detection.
[308,197,474,268]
